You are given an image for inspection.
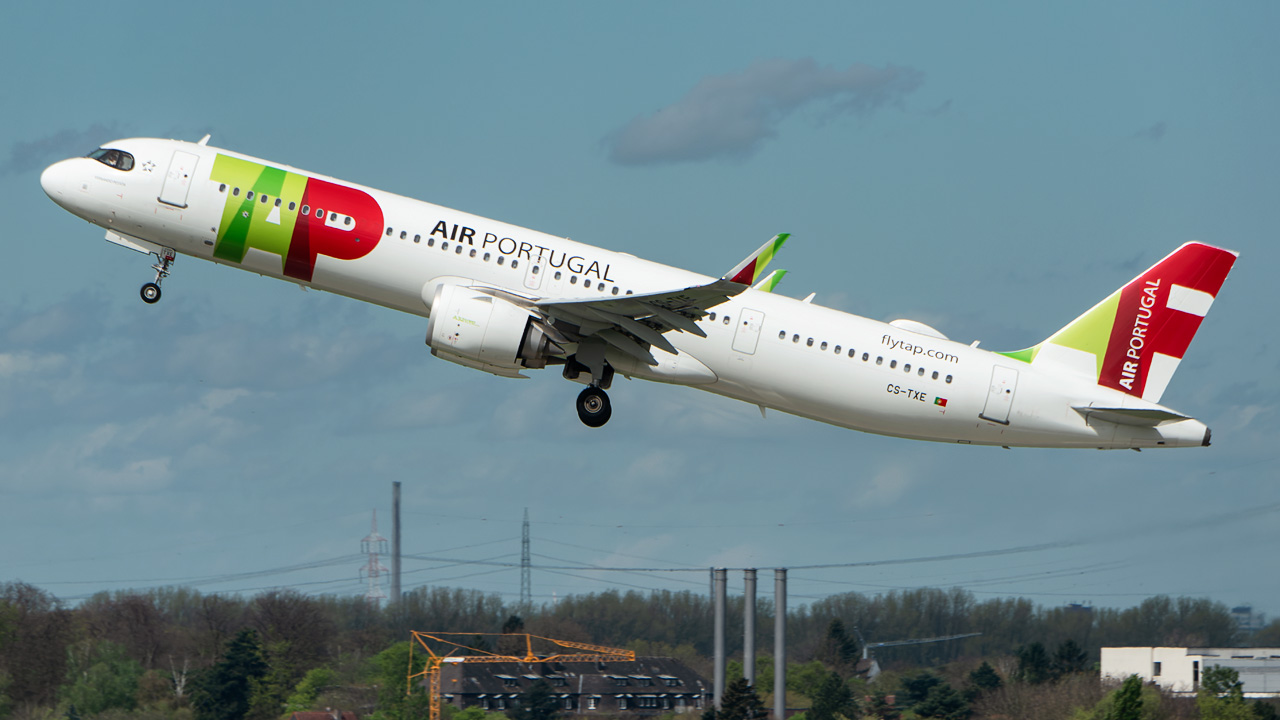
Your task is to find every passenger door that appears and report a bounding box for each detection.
[158,150,199,208]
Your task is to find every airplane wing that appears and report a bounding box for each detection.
[536,234,789,364]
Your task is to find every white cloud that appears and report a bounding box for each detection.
[607,58,923,165]
[0,351,67,378]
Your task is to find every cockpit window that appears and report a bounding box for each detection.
[86,148,135,171]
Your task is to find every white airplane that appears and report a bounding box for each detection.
[41,136,1239,449]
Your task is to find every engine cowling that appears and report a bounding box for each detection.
[425,284,558,376]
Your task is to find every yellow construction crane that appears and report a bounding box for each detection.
[408,632,635,720]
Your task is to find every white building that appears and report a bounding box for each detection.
[1101,647,1280,698]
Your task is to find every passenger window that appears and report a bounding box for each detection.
[470,249,476,257]
[219,183,227,192]
[483,252,489,260]
[611,287,619,295]
[497,256,505,265]
[442,242,449,250]
[932,371,939,379]
[233,187,240,196]
[430,238,436,247]
[456,245,463,254]
[532,266,540,274]
[400,231,408,240]
[890,360,898,369]
[724,316,732,325]
[275,198,282,207]
[793,334,800,343]
[946,375,953,383]
[316,208,324,218]
[625,290,633,295]
[260,194,269,204]
[779,331,786,340]
[414,234,421,243]
[288,202,296,211]
[570,275,577,284]
[834,345,841,354]
[246,191,254,200]
[708,312,716,321]
[876,356,883,365]
[862,353,869,361]
[904,364,911,372]
[806,338,814,346]
[512,260,519,269]
[330,212,338,221]
[848,349,856,358]
[596,282,604,291]
[555,271,562,280]
[344,216,352,225]
[918,367,925,376]
[821,342,828,351]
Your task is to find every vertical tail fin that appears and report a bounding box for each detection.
[1000,242,1238,402]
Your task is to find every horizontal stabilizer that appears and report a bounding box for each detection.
[1073,406,1190,427]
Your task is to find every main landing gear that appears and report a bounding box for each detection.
[565,342,614,428]
[576,386,612,428]
[140,248,176,304]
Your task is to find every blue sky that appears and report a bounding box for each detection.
[3,2,1278,622]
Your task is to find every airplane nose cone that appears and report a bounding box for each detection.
[40,160,68,200]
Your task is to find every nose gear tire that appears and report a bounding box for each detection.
[141,283,162,304]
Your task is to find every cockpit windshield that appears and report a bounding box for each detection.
[87,147,135,171]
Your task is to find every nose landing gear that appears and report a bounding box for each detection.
[140,248,176,304]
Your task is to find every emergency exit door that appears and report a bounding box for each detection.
[731,308,765,354]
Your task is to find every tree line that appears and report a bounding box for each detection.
[1,580,1277,720]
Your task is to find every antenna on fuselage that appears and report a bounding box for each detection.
[197,134,211,146]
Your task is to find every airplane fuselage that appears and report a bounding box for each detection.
[41,137,1218,449]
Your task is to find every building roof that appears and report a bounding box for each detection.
[440,656,710,698]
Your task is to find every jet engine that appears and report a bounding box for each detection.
[425,284,559,377]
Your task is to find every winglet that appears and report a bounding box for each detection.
[752,269,788,292]
[724,234,790,285]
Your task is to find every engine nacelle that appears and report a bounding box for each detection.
[425,284,557,377]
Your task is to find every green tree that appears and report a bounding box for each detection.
[719,677,767,720]
[189,629,268,720]
[372,641,430,720]
[967,662,1002,694]
[1105,674,1143,720]
[900,670,943,708]
[60,641,144,716]
[818,620,860,676]
[808,671,857,720]
[506,679,559,720]
[1196,665,1253,720]
[1015,642,1052,685]
[1053,639,1089,679]
[283,666,334,714]
[913,683,970,720]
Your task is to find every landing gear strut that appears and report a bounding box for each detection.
[140,248,176,304]
[577,386,612,428]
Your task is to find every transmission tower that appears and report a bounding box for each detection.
[519,508,532,611]
[360,510,390,608]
